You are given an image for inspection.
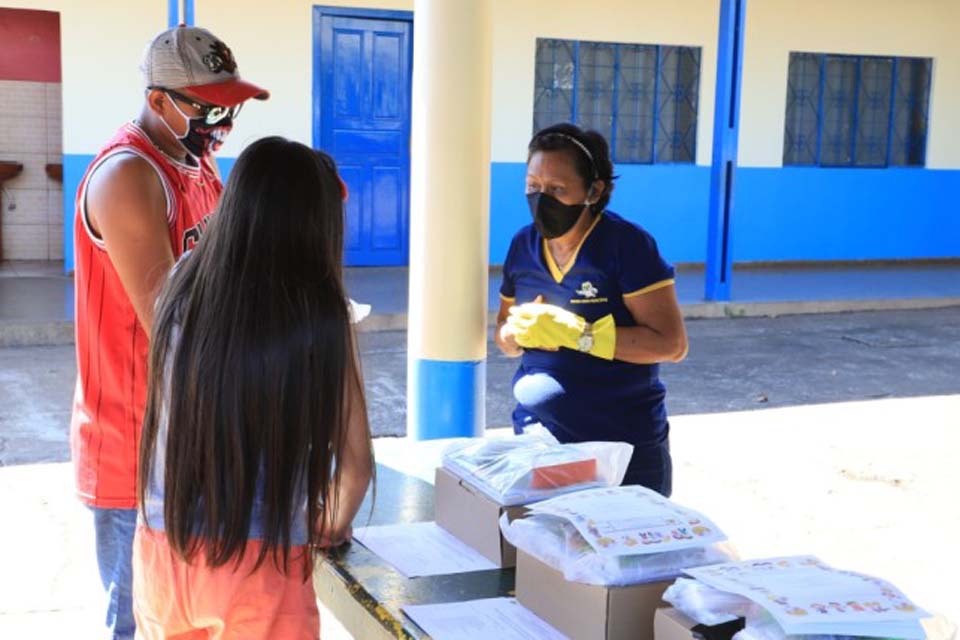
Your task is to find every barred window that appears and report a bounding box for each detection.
[783,52,932,167]
[534,38,701,164]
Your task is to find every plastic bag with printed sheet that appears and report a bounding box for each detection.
[733,614,956,640]
[442,426,633,506]
[500,513,735,586]
[663,578,958,640]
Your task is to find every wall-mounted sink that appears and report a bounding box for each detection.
[0,161,25,261]
[45,162,62,183]
[0,161,23,182]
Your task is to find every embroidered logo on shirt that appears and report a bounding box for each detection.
[571,280,607,304]
[576,281,599,298]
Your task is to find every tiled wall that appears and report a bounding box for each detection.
[0,79,63,260]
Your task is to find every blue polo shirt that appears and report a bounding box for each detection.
[499,211,676,450]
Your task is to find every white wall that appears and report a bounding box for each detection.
[1,0,164,156]
[199,0,720,164]
[740,0,960,168]
[13,0,959,168]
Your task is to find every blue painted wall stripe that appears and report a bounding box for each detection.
[64,155,959,274]
[167,0,178,27]
[490,162,960,265]
[183,0,194,26]
[63,153,94,273]
[490,162,711,265]
[411,359,486,440]
[732,167,960,261]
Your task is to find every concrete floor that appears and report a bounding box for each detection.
[2,305,959,637]
[2,398,958,638]
[3,261,960,326]
[2,307,959,464]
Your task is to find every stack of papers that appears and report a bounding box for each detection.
[403,598,565,640]
[686,556,929,639]
[528,485,727,556]
[353,522,497,578]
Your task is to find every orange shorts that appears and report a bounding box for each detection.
[133,526,320,640]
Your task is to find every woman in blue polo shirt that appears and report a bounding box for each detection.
[495,123,688,497]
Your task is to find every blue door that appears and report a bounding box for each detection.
[315,8,413,266]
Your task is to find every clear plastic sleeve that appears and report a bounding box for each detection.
[442,430,633,506]
[500,513,734,586]
[663,577,759,625]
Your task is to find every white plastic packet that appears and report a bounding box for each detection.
[732,615,864,640]
[500,514,734,586]
[667,578,956,640]
[348,298,371,324]
[442,431,633,506]
[663,577,759,625]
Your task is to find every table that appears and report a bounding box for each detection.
[313,464,515,639]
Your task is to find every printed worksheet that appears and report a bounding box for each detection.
[403,597,567,640]
[686,556,928,638]
[529,485,726,556]
[354,522,497,577]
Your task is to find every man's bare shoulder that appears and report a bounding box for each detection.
[86,152,167,234]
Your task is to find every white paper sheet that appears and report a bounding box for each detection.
[353,522,497,578]
[529,485,726,556]
[686,556,928,638]
[348,298,371,324]
[403,597,568,640]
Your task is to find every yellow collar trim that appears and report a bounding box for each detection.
[542,213,604,284]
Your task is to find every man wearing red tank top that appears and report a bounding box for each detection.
[71,25,268,639]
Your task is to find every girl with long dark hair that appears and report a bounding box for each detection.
[133,137,373,639]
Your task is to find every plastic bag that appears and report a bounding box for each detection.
[732,615,864,640]
[442,430,633,506]
[500,513,733,586]
[348,298,371,324]
[667,578,955,640]
[663,577,759,625]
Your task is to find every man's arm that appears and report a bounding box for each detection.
[86,153,174,334]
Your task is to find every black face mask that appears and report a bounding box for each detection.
[178,117,233,158]
[527,192,587,239]
[162,95,233,159]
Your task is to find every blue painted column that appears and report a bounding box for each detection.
[705,0,747,301]
[182,0,194,26]
[407,0,492,439]
[167,0,179,27]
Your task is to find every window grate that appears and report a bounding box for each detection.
[783,52,931,167]
[534,38,701,164]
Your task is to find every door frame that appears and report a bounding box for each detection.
[311,5,414,152]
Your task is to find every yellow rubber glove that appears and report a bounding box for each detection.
[507,302,616,360]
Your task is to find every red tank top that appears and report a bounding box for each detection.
[71,122,222,508]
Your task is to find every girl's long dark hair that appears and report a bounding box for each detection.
[139,136,364,574]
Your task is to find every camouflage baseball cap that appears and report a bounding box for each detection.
[141,25,269,107]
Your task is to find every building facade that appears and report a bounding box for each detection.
[1,0,957,270]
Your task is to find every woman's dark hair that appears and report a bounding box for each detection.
[139,136,367,574]
[528,122,618,214]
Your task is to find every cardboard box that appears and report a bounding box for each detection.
[434,467,528,567]
[654,607,745,640]
[515,549,672,640]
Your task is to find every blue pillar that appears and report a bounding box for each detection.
[183,0,194,26]
[410,360,486,439]
[705,0,746,301]
[167,0,179,27]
